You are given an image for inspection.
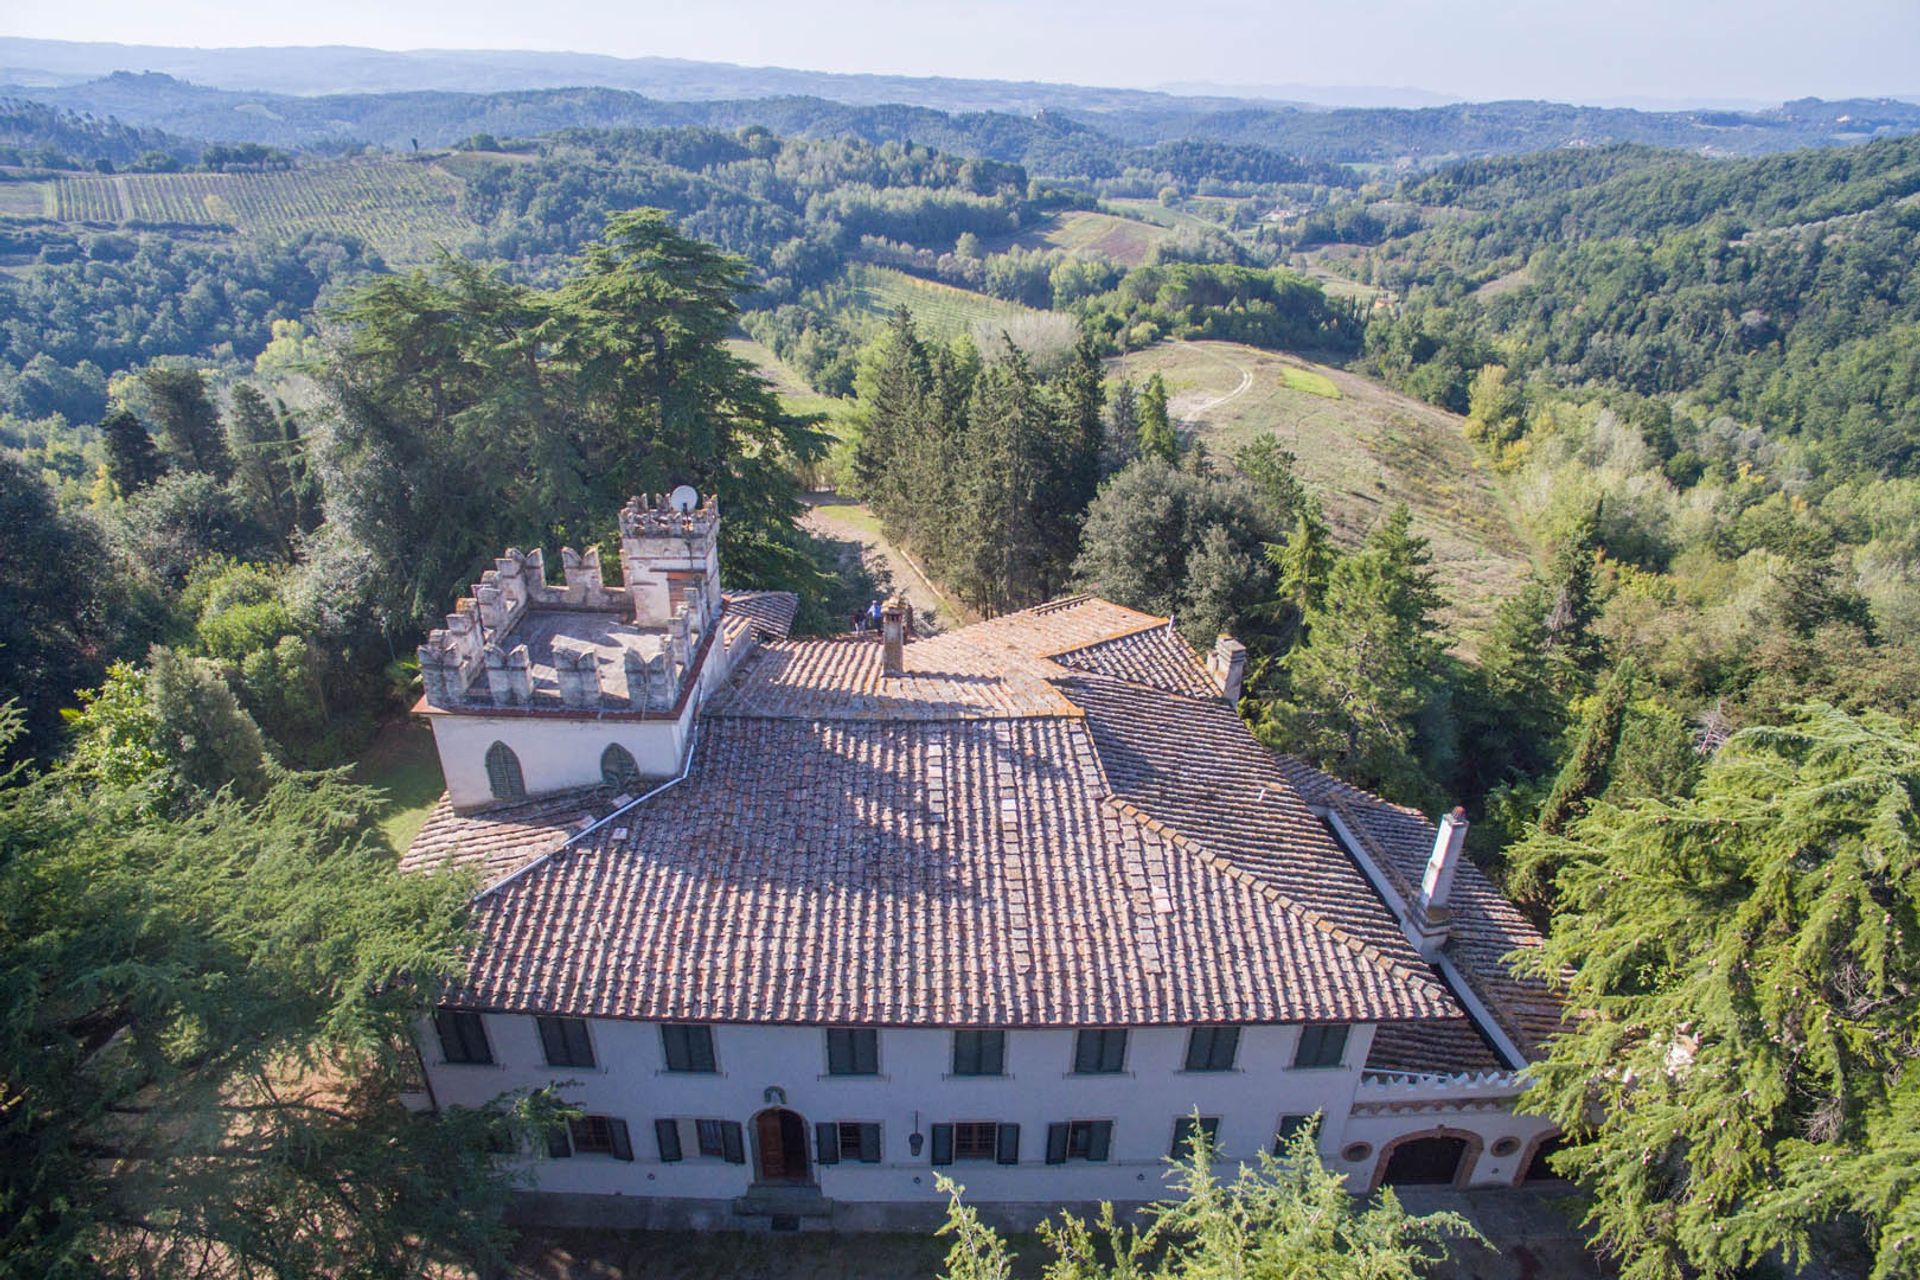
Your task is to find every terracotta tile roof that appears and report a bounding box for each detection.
[450,715,1453,1026]
[722,590,799,641]
[1280,762,1563,1061]
[1049,622,1222,700]
[416,593,1551,1042]
[1365,1019,1506,1075]
[400,789,617,884]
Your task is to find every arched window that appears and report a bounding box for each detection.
[601,743,641,791]
[485,741,525,800]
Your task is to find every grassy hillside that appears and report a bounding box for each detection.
[837,262,1041,340]
[1025,209,1171,265]
[1111,339,1534,637]
[42,159,475,263]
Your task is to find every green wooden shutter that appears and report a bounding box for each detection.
[1045,1123,1069,1165]
[1087,1121,1113,1162]
[537,1017,566,1066]
[815,1122,840,1165]
[826,1029,851,1075]
[655,1118,683,1162]
[980,1030,1005,1075]
[690,1026,715,1072]
[564,1019,594,1068]
[546,1125,572,1159]
[930,1123,954,1166]
[996,1123,1020,1165]
[858,1123,882,1163]
[608,1117,633,1161]
[720,1120,745,1164]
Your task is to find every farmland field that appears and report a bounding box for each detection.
[1111,340,1535,638]
[0,179,51,218]
[1026,209,1172,265]
[46,160,476,264]
[837,262,1042,340]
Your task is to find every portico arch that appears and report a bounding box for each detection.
[1370,1125,1484,1191]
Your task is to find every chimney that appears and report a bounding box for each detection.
[1420,805,1469,919]
[1207,634,1248,706]
[881,595,912,676]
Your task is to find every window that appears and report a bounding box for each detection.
[601,743,641,790]
[536,1016,595,1069]
[1046,1120,1113,1164]
[661,1024,717,1073]
[1170,1115,1221,1161]
[1184,1026,1240,1072]
[1073,1028,1127,1074]
[1274,1114,1314,1155]
[825,1027,879,1076]
[931,1122,1020,1166]
[668,1118,747,1165]
[552,1114,632,1160]
[484,741,525,800]
[433,1009,492,1065]
[813,1121,882,1165]
[951,1029,1005,1077]
[1292,1024,1349,1069]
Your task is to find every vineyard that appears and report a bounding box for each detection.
[837,263,1041,340]
[46,161,476,264]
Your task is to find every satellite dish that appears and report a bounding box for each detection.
[667,484,700,514]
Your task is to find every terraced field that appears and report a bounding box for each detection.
[45,160,475,264]
[1111,340,1536,639]
[837,262,1042,340]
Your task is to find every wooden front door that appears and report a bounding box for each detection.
[754,1108,810,1183]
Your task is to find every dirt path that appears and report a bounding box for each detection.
[802,494,967,632]
[1167,340,1255,421]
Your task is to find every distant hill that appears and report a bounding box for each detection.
[8,70,1920,174]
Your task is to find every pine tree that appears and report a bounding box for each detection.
[100,407,164,495]
[0,706,555,1279]
[1544,505,1602,671]
[140,365,233,479]
[1101,376,1140,477]
[1137,371,1178,463]
[225,383,304,555]
[935,1118,1480,1279]
[1511,705,1920,1280]
[1262,506,1447,804]
[1262,495,1335,651]
[1535,661,1633,837]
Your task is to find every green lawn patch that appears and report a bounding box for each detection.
[352,717,444,852]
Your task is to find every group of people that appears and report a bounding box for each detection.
[849,599,886,633]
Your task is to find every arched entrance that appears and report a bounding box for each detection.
[1372,1127,1481,1190]
[1521,1132,1567,1182]
[752,1108,811,1184]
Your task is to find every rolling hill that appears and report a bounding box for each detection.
[1109,340,1535,637]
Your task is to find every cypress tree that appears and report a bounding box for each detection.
[1102,377,1141,477]
[1137,372,1178,463]
[100,407,164,495]
[1534,661,1633,837]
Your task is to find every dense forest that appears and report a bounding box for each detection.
[7,72,1920,1280]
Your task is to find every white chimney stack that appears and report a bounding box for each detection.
[1418,806,1469,930]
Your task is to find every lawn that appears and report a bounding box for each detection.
[352,717,445,852]
[1109,341,1536,640]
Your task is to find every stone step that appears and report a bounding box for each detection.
[732,1185,834,1221]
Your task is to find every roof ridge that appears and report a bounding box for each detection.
[1102,794,1451,1007]
[1036,616,1180,661]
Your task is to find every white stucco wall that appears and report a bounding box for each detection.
[429,701,695,809]
[418,1013,1546,1205]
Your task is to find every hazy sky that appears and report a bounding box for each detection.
[7,0,1919,104]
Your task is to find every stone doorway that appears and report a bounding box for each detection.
[753,1107,812,1184]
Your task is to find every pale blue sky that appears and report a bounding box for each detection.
[7,0,1918,104]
